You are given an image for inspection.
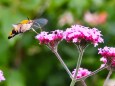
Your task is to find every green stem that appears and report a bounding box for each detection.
[103,69,112,86]
[70,45,84,86]
[46,43,72,78]
[74,45,84,78]
[53,50,72,78]
[70,79,76,86]
[81,80,87,86]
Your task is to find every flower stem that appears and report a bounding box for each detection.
[46,43,72,78]
[81,80,87,86]
[70,80,76,86]
[70,45,84,86]
[74,45,84,78]
[53,50,72,78]
[103,69,112,86]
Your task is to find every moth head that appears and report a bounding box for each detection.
[20,20,30,24]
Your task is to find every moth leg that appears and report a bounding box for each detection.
[32,28,38,34]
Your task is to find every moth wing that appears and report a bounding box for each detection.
[31,18,48,29]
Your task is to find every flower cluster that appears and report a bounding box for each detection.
[0,70,5,82]
[72,68,91,79]
[98,46,115,69]
[98,46,115,58]
[35,30,63,49]
[64,25,104,47]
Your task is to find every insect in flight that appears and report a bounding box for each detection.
[8,18,48,39]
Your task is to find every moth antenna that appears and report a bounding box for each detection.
[27,17,30,20]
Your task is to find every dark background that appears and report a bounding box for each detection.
[0,0,115,86]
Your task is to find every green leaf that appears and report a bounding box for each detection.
[7,70,25,86]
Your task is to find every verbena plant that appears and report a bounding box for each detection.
[6,21,115,86]
[35,24,114,86]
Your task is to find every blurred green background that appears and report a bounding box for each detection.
[0,0,115,86]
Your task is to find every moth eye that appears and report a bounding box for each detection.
[12,29,17,34]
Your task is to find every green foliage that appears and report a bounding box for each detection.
[0,0,115,86]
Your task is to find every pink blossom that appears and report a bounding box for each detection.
[35,31,49,44]
[111,57,115,67]
[72,68,91,79]
[64,25,104,47]
[84,11,99,25]
[35,30,63,48]
[98,46,115,69]
[0,70,5,82]
[100,57,107,64]
[98,46,115,58]
[84,11,107,26]
[100,57,107,68]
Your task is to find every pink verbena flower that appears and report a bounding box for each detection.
[35,30,63,49]
[98,46,115,70]
[0,70,5,82]
[100,57,107,68]
[98,46,115,58]
[72,68,91,79]
[35,31,49,44]
[100,57,107,64]
[64,25,104,47]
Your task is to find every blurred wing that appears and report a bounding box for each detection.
[31,18,48,29]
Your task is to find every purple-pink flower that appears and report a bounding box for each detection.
[72,68,91,79]
[98,46,115,69]
[98,46,115,58]
[0,70,5,82]
[35,31,49,44]
[64,25,104,47]
[100,57,107,68]
[35,30,63,48]
[100,57,107,64]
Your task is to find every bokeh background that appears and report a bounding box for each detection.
[0,0,115,86]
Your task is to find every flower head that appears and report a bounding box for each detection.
[98,46,115,70]
[35,30,63,50]
[72,68,91,79]
[0,70,5,82]
[64,25,104,47]
[98,46,115,58]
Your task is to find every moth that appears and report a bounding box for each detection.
[8,18,48,39]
